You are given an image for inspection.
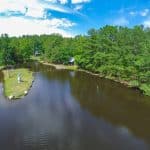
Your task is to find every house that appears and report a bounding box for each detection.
[34,51,40,56]
[69,57,75,65]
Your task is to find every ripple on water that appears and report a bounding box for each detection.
[23,130,49,149]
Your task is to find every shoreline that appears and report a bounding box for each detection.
[1,61,149,97]
[37,59,149,97]
[38,60,78,71]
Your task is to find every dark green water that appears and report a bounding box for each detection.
[0,62,150,150]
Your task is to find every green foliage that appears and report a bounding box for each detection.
[0,25,150,95]
[129,80,140,88]
[140,84,150,96]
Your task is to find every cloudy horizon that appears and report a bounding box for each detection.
[0,0,150,37]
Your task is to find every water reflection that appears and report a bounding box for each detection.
[70,71,150,143]
[0,63,149,150]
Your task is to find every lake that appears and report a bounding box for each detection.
[0,62,150,150]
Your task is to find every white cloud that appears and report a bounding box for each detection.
[0,0,73,18]
[140,9,149,17]
[129,9,149,17]
[25,7,45,18]
[71,0,90,4]
[42,18,76,28]
[0,0,79,37]
[0,0,26,14]
[45,0,68,4]
[0,17,75,37]
[0,0,88,18]
[112,17,129,26]
[44,4,72,13]
[74,5,83,11]
[129,11,137,16]
[143,19,150,27]
[45,0,57,3]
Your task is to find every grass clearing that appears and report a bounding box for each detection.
[3,68,33,99]
[65,65,78,70]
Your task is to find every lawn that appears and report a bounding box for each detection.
[3,68,34,99]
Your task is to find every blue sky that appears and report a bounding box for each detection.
[0,0,150,37]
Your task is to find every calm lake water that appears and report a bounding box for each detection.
[0,62,150,150]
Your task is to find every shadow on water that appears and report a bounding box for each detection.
[0,62,150,150]
[69,71,150,142]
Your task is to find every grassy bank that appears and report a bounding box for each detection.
[3,68,34,99]
[40,62,78,70]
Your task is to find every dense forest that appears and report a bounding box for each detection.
[0,25,150,96]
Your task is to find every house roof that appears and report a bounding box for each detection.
[69,57,75,63]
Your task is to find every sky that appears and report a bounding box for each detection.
[0,0,150,37]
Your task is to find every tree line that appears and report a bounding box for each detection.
[0,25,150,95]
